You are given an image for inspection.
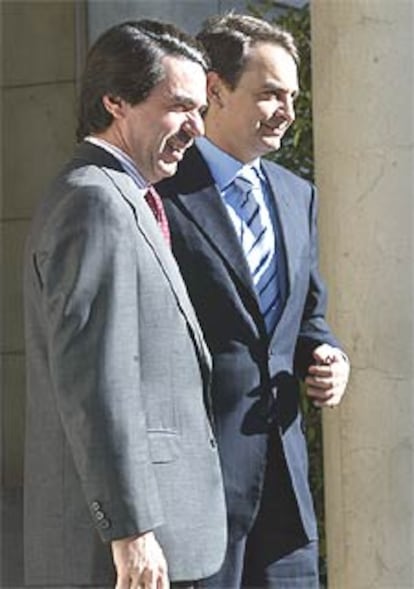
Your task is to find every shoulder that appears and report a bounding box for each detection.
[31,162,134,248]
[49,141,129,211]
[262,160,317,217]
[55,147,136,206]
[262,158,313,194]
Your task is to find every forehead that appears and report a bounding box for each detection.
[239,42,299,91]
[154,54,207,103]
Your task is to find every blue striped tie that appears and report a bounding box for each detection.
[234,170,280,333]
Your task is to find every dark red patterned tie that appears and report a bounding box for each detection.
[144,186,171,246]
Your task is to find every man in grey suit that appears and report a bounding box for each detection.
[23,20,226,589]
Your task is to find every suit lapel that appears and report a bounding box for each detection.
[72,142,211,367]
[109,169,210,359]
[262,160,307,344]
[262,160,295,300]
[178,186,259,301]
[163,146,258,305]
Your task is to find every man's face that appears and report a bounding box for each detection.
[113,55,207,183]
[208,42,299,164]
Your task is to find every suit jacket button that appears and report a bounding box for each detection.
[100,518,111,530]
[91,501,101,512]
[95,510,105,521]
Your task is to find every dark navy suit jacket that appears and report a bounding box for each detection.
[157,145,340,543]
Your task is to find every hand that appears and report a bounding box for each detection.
[112,531,169,589]
[305,344,350,408]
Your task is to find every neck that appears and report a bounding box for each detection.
[93,128,125,153]
[204,111,252,164]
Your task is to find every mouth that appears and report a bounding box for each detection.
[164,132,193,162]
[260,121,289,137]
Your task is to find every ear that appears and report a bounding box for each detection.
[206,71,228,107]
[102,95,127,119]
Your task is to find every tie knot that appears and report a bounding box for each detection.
[236,166,261,188]
[145,185,161,204]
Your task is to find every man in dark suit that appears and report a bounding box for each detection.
[23,20,226,589]
[157,13,350,589]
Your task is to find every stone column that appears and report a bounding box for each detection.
[311,1,414,587]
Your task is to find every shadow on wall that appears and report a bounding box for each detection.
[2,487,24,586]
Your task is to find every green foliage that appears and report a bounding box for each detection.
[247,2,326,584]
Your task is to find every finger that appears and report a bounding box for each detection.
[151,569,160,589]
[139,567,155,589]
[306,382,335,400]
[306,376,333,391]
[313,400,335,409]
[115,571,131,589]
[312,344,335,364]
[307,387,330,401]
[157,568,170,589]
[315,388,344,407]
[308,363,332,377]
[127,569,142,589]
[311,389,336,405]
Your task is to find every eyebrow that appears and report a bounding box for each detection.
[262,81,299,98]
[169,91,208,111]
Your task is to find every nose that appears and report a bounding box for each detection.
[183,110,205,138]
[283,96,296,124]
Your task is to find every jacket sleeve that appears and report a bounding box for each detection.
[35,182,163,542]
[294,184,341,378]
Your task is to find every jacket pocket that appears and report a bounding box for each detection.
[147,430,181,464]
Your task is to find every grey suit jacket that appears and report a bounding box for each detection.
[23,142,226,586]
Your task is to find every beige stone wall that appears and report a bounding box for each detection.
[311,0,414,586]
[1,1,78,486]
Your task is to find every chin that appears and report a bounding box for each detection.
[158,161,178,178]
[262,138,282,153]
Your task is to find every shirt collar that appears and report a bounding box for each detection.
[196,136,264,191]
[85,136,149,193]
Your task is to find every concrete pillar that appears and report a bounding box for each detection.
[311,1,414,587]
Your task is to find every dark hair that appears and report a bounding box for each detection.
[197,12,299,90]
[77,20,209,140]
